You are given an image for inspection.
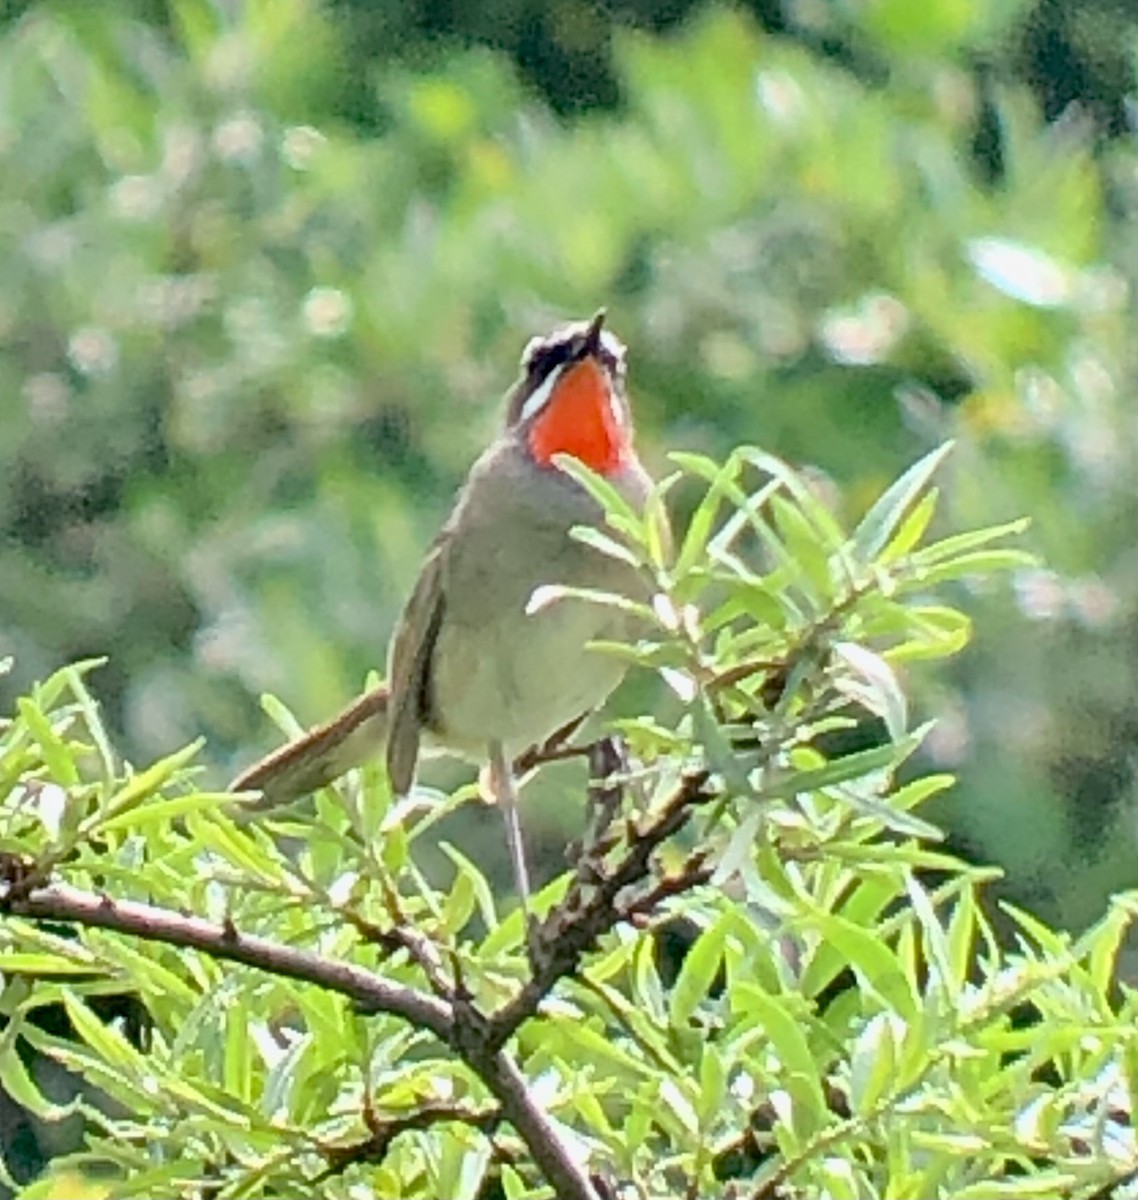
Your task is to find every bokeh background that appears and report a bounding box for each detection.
[2,1,1138,1176]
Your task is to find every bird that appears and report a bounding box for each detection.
[230,311,655,919]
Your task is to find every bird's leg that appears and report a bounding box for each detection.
[486,740,538,957]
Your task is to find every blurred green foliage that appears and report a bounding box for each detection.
[2,0,1138,1193]
[1,0,1137,938]
[3,454,1120,1200]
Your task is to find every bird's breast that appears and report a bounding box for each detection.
[424,443,651,759]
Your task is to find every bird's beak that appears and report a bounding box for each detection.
[581,309,606,358]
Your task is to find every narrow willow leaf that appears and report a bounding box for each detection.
[1078,900,1137,1000]
[912,517,1031,565]
[258,693,307,739]
[890,774,954,813]
[225,993,254,1104]
[697,1044,727,1130]
[953,1173,1078,1197]
[672,453,742,580]
[552,453,644,537]
[733,983,828,1136]
[760,728,926,803]
[691,695,752,796]
[946,887,977,996]
[32,658,106,715]
[439,846,497,932]
[438,844,480,934]
[739,447,847,548]
[707,476,784,561]
[833,641,907,741]
[800,907,919,1020]
[879,487,939,564]
[905,876,955,999]
[832,784,944,842]
[90,938,198,1005]
[17,698,79,786]
[883,605,972,662]
[906,548,1037,587]
[851,441,954,566]
[669,916,727,1028]
[525,583,653,621]
[97,790,235,833]
[544,1017,655,1081]
[0,1030,80,1120]
[668,449,734,482]
[0,953,105,976]
[185,811,287,885]
[96,741,205,827]
[64,663,117,784]
[61,989,149,1076]
[849,1011,899,1114]
[568,524,643,568]
[770,494,833,601]
[644,484,673,569]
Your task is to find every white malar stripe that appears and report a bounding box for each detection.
[519,362,565,422]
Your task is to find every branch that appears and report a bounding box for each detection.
[486,768,713,1051]
[4,882,454,1037]
[1,881,601,1200]
[316,1100,500,1180]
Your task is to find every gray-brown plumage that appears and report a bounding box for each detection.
[230,312,653,909]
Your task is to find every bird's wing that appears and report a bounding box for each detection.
[384,536,448,796]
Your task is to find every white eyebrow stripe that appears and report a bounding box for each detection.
[599,329,624,359]
[519,362,565,422]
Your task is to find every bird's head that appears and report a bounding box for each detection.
[505,310,633,476]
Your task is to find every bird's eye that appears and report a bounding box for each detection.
[526,340,573,383]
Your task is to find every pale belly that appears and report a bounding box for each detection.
[412,438,653,763]
[427,595,632,759]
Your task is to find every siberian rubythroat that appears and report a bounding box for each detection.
[231,311,654,912]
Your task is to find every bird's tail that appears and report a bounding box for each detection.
[229,685,390,810]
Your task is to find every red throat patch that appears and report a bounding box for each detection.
[527,358,631,475]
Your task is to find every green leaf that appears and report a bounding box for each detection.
[739,447,847,549]
[759,728,926,803]
[911,517,1031,565]
[953,1174,1078,1197]
[0,1026,79,1121]
[799,907,919,1020]
[568,523,643,568]
[95,741,205,829]
[185,811,287,886]
[552,453,644,539]
[61,989,149,1077]
[878,487,938,564]
[17,698,79,787]
[732,983,828,1136]
[541,1016,655,1081]
[696,1043,727,1130]
[946,886,977,996]
[671,452,741,580]
[97,790,235,833]
[905,548,1038,587]
[770,493,835,601]
[669,916,727,1028]
[0,953,103,977]
[89,938,198,1006]
[848,1011,898,1114]
[905,876,955,999]
[440,843,498,932]
[851,441,955,566]
[833,641,908,741]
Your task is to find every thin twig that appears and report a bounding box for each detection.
[314,1100,500,1180]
